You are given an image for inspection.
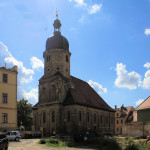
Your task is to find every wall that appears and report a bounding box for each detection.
[137,109,150,122]
[0,68,17,131]
[122,122,150,137]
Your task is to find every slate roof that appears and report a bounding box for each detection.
[63,76,115,112]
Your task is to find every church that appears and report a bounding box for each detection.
[32,14,115,136]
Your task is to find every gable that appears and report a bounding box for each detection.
[136,96,150,110]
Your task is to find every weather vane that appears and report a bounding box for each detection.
[56,9,58,18]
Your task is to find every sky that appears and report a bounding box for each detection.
[0,0,150,108]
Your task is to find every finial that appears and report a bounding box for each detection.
[56,9,58,18]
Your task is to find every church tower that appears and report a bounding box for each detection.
[38,14,72,105]
[43,14,71,78]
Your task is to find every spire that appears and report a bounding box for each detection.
[53,10,61,33]
[56,9,58,18]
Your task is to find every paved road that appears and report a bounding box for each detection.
[8,139,94,150]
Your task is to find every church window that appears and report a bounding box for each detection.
[94,113,96,123]
[79,111,82,121]
[87,112,90,122]
[66,69,68,72]
[48,68,50,71]
[100,115,103,123]
[106,116,108,124]
[43,112,46,123]
[52,111,55,122]
[66,55,68,62]
[67,111,70,122]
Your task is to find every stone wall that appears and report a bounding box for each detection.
[122,121,150,137]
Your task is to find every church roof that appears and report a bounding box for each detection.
[63,76,115,112]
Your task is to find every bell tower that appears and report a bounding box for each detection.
[43,12,71,78]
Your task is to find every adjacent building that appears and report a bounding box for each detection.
[32,15,115,136]
[0,66,18,131]
[115,105,134,135]
[134,96,150,122]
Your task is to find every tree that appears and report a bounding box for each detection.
[17,99,32,131]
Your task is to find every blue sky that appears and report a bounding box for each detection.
[0,0,150,108]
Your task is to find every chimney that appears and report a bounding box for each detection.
[115,105,117,109]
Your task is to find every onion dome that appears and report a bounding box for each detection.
[46,17,69,51]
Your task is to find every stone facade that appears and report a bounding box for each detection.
[32,16,115,136]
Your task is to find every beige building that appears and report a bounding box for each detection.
[32,16,115,136]
[115,105,134,135]
[0,66,18,131]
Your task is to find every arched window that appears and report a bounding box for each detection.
[94,113,96,123]
[67,111,70,122]
[87,112,90,122]
[66,55,68,62]
[100,115,103,123]
[43,112,46,123]
[52,111,55,122]
[79,111,82,121]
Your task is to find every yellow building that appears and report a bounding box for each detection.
[0,66,18,131]
[115,105,134,135]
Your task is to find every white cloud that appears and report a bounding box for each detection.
[88,4,102,14]
[31,56,44,70]
[88,80,107,94]
[22,88,38,103]
[143,69,150,89]
[136,99,144,106]
[115,63,142,90]
[74,0,87,6]
[0,42,41,103]
[144,28,150,35]
[144,62,150,69]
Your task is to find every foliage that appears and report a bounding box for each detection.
[39,138,46,144]
[17,99,32,131]
[39,138,67,148]
[125,144,139,150]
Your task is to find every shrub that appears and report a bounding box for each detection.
[125,144,139,150]
[39,138,46,144]
[46,138,59,144]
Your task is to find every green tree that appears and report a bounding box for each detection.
[17,99,32,131]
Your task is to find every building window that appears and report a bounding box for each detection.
[100,115,103,123]
[87,112,90,122]
[116,113,119,117]
[3,73,8,83]
[2,113,8,123]
[94,113,96,123]
[2,93,8,103]
[67,111,70,122]
[79,111,82,121]
[121,119,123,124]
[117,128,119,132]
[66,55,68,62]
[116,120,119,124]
[52,111,55,122]
[43,112,46,123]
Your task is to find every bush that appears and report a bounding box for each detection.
[39,138,46,144]
[125,144,139,150]
[46,138,59,144]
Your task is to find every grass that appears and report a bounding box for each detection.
[39,136,150,150]
[39,138,67,148]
